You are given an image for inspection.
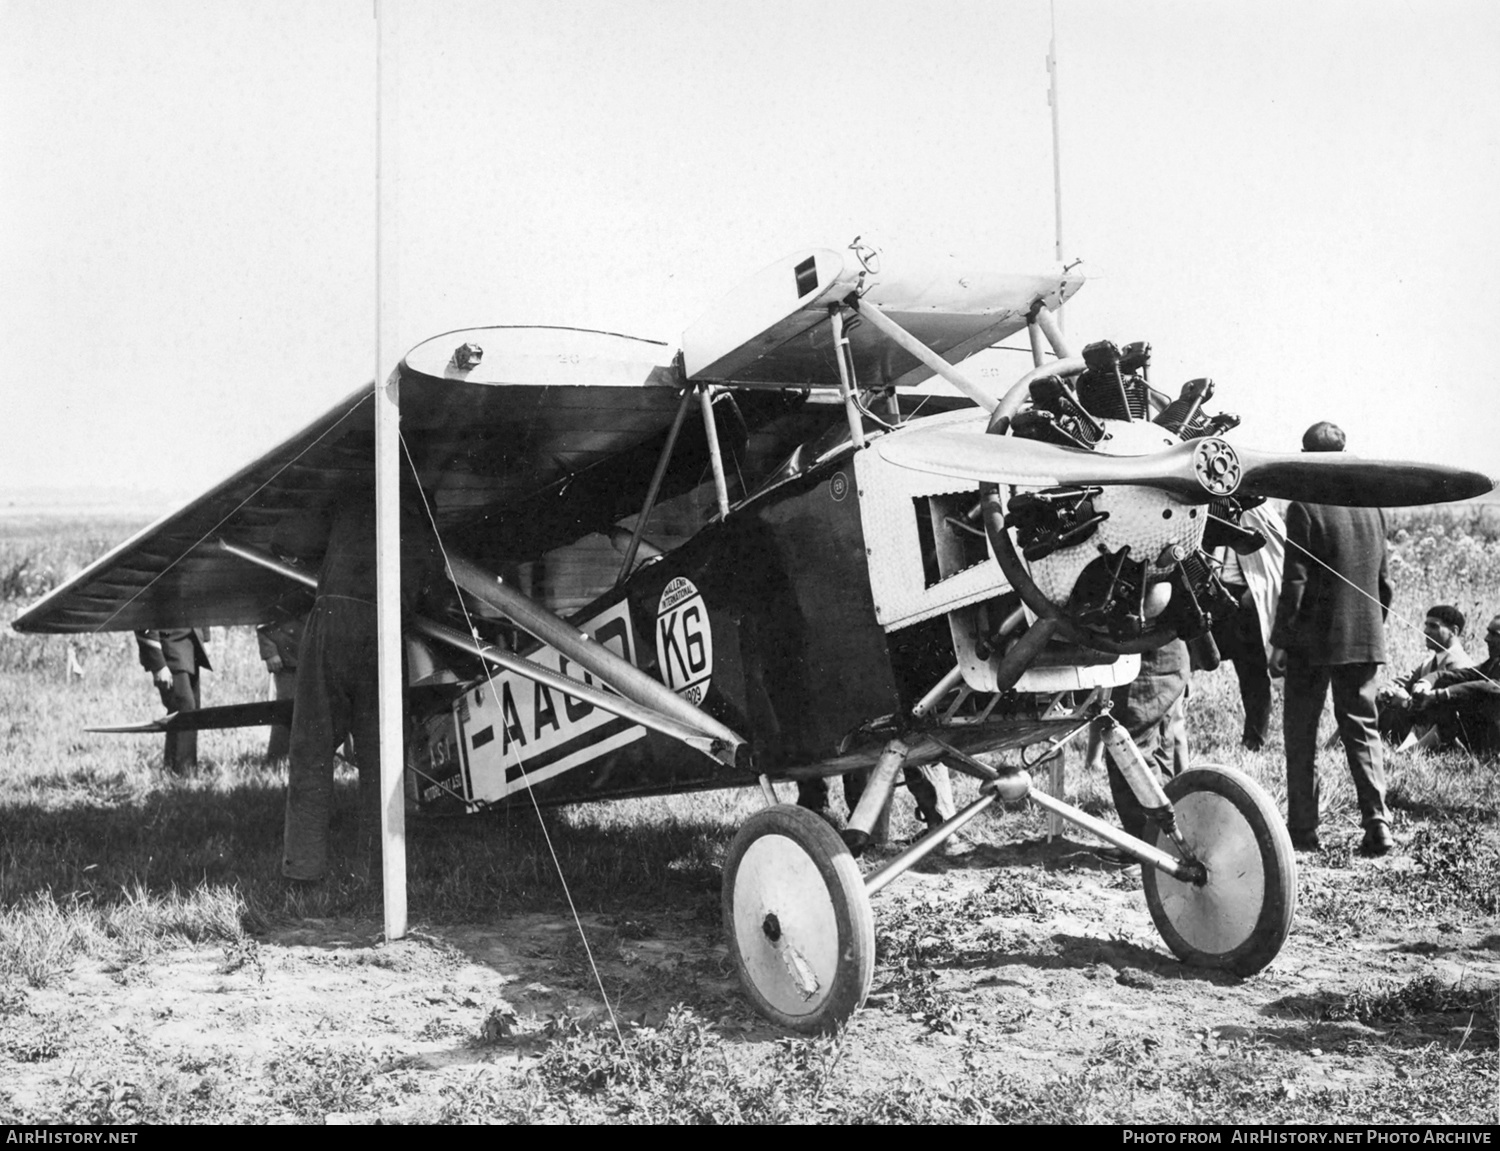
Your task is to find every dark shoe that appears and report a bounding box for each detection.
[1359,823,1394,857]
[1095,845,1139,868]
[1242,735,1265,752]
[1289,830,1321,853]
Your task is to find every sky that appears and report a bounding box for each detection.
[2,0,1497,506]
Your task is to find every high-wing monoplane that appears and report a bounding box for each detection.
[16,242,1493,1032]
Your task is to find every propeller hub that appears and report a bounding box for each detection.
[1192,438,1242,497]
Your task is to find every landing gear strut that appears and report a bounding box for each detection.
[723,748,1297,1032]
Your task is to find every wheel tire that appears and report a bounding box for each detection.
[1142,765,1297,977]
[722,804,875,1033]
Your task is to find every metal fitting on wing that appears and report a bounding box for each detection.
[450,342,484,371]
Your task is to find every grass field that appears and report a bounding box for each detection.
[1,507,1495,1124]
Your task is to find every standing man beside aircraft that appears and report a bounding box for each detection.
[282,484,443,883]
[1209,502,1285,752]
[134,628,211,772]
[1269,422,1395,857]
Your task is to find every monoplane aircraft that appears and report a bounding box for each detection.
[16,242,1492,1032]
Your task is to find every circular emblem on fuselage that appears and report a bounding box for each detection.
[829,471,849,502]
[656,577,713,705]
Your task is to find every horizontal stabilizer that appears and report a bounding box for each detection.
[87,700,293,734]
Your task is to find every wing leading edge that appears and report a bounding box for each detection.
[14,328,835,634]
[16,252,1078,636]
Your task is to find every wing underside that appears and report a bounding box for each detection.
[15,253,1082,636]
[13,328,850,633]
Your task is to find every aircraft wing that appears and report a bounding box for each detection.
[14,327,823,634]
[15,250,1074,636]
[682,247,1083,388]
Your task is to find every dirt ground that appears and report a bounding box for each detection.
[4,827,1495,1124]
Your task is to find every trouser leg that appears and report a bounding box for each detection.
[1215,596,1269,746]
[796,777,830,813]
[1234,648,1273,748]
[1105,756,1149,841]
[903,764,955,829]
[1330,663,1390,829]
[163,670,199,772]
[1283,659,1330,835]
[1377,696,1413,745]
[1480,701,1500,754]
[348,672,384,867]
[155,680,173,768]
[267,669,296,760]
[1160,692,1189,777]
[284,615,341,880]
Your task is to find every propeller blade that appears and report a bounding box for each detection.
[876,429,1222,499]
[876,428,1495,507]
[1233,449,1495,507]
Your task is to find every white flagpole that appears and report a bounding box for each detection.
[375,0,408,939]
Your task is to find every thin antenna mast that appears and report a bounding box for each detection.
[1048,1,1064,266]
[1047,0,1066,338]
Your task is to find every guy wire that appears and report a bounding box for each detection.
[400,432,625,1046]
[1207,508,1499,767]
[90,390,374,636]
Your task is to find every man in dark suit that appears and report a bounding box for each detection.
[1269,421,1394,856]
[282,486,442,883]
[135,628,211,772]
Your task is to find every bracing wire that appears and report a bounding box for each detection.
[399,432,625,1046]
[1207,508,1500,764]
[1207,508,1500,689]
[90,390,374,636]
[75,380,626,1039]
[69,380,625,1038]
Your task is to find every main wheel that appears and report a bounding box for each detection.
[722,804,875,1033]
[1142,765,1297,977]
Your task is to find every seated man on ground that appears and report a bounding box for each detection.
[1407,613,1500,754]
[1377,604,1473,748]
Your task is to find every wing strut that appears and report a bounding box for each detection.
[217,540,746,767]
[698,384,732,519]
[617,380,696,585]
[851,298,1000,412]
[444,553,745,764]
[828,306,866,449]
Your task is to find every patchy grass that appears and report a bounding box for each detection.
[2,513,1498,1124]
[431,1003,1496,1125]
[0,885,248,987]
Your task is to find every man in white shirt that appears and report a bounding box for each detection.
[1210,503,1285,751]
